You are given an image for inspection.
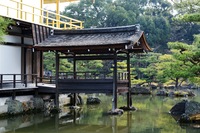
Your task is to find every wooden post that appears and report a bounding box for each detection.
[39,51,43,82]
[12,90,16,100]
[56,0,60,28]
[112,52,117,111]
[13,74,16,88]
[73,54,77,106]
[55,51,59,108]
[23,48,27,84]
[127,53,132,107]
[0,75,2,88]
[24,74,27,87]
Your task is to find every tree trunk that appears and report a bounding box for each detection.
[175,78,179,89]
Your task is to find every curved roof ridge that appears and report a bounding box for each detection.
[54,25,138,35]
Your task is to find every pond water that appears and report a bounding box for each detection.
[2,91,200,133]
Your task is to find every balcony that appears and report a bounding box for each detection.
[0,0,83,29]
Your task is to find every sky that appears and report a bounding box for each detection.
[44,2,77,11]
[44,0,175,12]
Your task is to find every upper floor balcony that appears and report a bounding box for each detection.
[0,0,83,29]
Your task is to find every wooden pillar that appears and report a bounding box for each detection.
[127,53,132,107]
[39,51,43,82]
[73,54,77,106]
[112,52,118,111]
[40,0,43,23]
[23,48,27,82]
[32,50,37,82]
[56,0,60,28]
[12,90,16,100]
[55,51,59,108]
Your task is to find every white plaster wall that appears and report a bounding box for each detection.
[4,35,21,44]
[0,45,21,75]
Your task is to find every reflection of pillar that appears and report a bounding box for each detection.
[55,51,59,107]
[73,110,77,124]
[127,112,132,133]
[127,53,132,107]
[112,52,117,111]
[112,116,118,133]
[55,114,59,133]
[73,54,77,106]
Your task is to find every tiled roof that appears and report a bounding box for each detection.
[34,25,151,53]
[36,25,139,47]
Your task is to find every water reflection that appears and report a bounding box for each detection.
[1,94,200,133]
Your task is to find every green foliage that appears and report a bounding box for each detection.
[43,52,56,75]
[63,0,172,51]
[181,13,200,22]
[0,17,12,42]
[173,0,200,14]
[76,60,103,72]
[43,52,104,75]
[167,36,200,86]
[131,53,161,86]
[173,0,200,23]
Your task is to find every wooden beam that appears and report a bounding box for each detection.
[59,55,126,60]
[32,24,37,44]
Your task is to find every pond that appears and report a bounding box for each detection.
[2,91,200,133]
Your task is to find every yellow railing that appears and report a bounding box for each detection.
[0,0,83,29]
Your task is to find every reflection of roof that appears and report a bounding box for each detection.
[34,25,151,54]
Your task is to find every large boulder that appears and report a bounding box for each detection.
[170,100,200,123]
[131,87,151,95]
[5,99,23,115]
[32,97,44,110]
[86,97,101,105]
[27,97,44,110]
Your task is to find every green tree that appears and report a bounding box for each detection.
[173,0,200,22]
[168,0,200,86]
[168,36,200,86]
[0,17,12,42]
[63,0,172,51]
[139,53,161,86]
[43,52,73,75]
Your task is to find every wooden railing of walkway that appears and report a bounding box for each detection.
[0,74,37,89]
[38,71,129,84]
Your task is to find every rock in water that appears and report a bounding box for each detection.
[185,101,200,116]
[131,87,151,95]
[170,100,200,123]
[170,100,186,115]
[5,99,23,115]
[86,97,101,105]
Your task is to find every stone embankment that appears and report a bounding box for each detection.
[0,97,55,116]
[156,89,195,97]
